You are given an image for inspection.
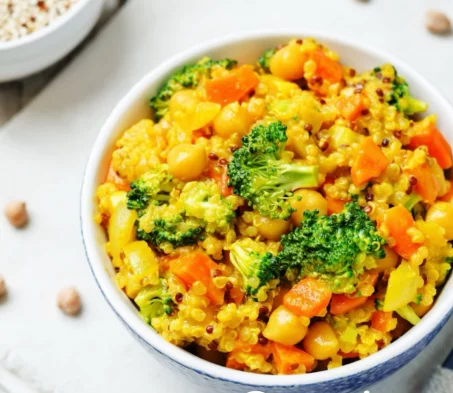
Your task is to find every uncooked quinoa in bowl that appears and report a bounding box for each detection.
[0,0,79,42]
[81,32,453,393]
[0,0,103,82]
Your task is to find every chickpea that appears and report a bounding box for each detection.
[426,11,451,35]
[375,246,399,273]
[290,190,327,226]
[167,144,207,181]
[4,200,28,228]
[169,90,199,113]
[57,287,81,316]
[269,43,306,81]
[256,215,290,241]
[0,275,6,297]
[263,306,308,346]
[213,102,251,138]
[303,321,339,360]
[426,202,453,240]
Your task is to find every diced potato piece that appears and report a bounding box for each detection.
[108,193,137,267]
[298,93,325,132]
[384,262,419,311]
[329,125,361,150]
[258,75,300,96]
[123,241,159,286]
[175,101,221,132]
[269,99,298,120]
[110,191,127,210]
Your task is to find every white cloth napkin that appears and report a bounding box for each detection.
[1,0,453,392]
[423,368,453,393]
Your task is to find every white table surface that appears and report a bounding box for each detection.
[1,0,453,392]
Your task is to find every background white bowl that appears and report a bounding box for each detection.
[81,31,453,393]
[0,0,104,82]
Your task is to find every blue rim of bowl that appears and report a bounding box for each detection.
[80,29,453,388]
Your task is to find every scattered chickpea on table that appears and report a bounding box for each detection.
[0,275,7,297]
[426,10,452,35]
[3,201,81,314]
[4,200,29,228]
[57,287,82,316]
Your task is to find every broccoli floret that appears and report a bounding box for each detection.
[228,238,280,296]
[388,67,428,116]
[137,180,236,252]
[277,201,386,293]
[228,121,319,220]
[127,165,177,211]
[150,58,237,121]
[134,280,173,325]
[178,180,235,234]
[137,204,204,251]
[258,48,276,73]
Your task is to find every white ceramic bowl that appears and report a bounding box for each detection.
[81,31,453,393]
[0,0,104,82]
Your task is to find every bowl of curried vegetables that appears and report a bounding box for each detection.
[81,31,453,393]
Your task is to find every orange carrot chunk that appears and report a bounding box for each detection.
[228,286,245,305]
[326,197,348,215]
[330,294,368,315]
[406,163,440,205]
[272,343,316,375]
[206,65,259,106]
[336,94,368,121]
[359,271,379,288]
[380,205,421,260]
[351,137,390,186]
[371,311,394,333]
[207,160,233,197]
[170,252,225,306]
[225,355,245,371]
[283,278,332,317]
[310,49,344,83]
[409,123,452,169]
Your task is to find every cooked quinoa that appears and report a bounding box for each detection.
[95,38,453,375]
[0,0,79,42]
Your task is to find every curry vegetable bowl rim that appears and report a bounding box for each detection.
[80,29,453,387]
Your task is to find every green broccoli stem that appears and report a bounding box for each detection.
[404,193,422,211]
[230,246,254,277]
[396,305,421,325]
[266,164,319,191]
